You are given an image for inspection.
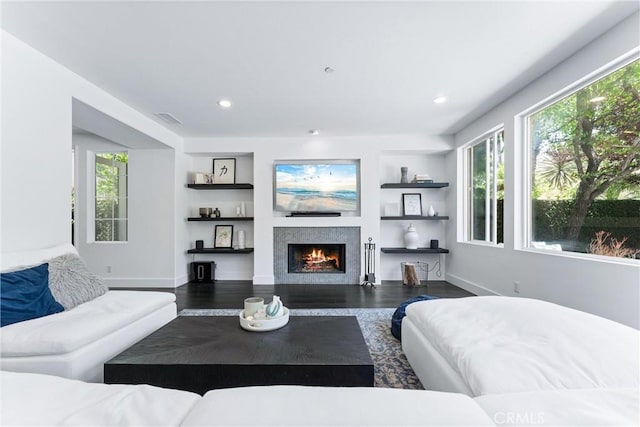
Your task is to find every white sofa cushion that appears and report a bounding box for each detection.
[0,370,200,426]
[182,385,495,426]
[405,296,640,395]
[0,290,176,357]
[475,388,640,426]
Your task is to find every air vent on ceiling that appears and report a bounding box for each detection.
[154,112,182,125]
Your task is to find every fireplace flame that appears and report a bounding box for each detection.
[304,248,340,269]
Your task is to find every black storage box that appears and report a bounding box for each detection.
[191,261,216,283]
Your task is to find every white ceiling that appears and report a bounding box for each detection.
[2,1,638,138]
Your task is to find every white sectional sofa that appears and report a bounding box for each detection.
[401,296,640,425]
[3,370,639,426]
[0,244,176,382]
[0,370,491,426]
[402,296,639,396]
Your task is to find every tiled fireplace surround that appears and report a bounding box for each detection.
[274,227,361,284]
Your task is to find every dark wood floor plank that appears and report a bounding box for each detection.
[118,280,474,311]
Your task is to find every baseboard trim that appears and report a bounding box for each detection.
[104,277,177,289]
[445,273,500,296]
[175,275,188,287]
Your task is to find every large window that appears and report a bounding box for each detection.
[95,152,128,242]
[527,59,639,259]
[462,128,504,245]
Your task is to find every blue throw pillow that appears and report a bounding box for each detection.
[391,295,439,340]
[1,263,64,327]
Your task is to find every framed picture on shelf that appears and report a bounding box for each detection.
[214,225,234,248]
[402,193,422,216]
[212,158,236,184]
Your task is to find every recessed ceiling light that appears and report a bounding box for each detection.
[589,96,606,103]
[309,129,319,136]
[217,99,232,108]
[324,67,334,74]
[433,96,447,104]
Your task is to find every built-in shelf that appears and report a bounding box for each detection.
[381,216,449,221]
[187,217,254,222]
[187,184,254,190]
[380,182,449,189]
[187,248,254,254]
[380,247,449,254]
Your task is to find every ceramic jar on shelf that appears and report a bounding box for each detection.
[404,224,419,249]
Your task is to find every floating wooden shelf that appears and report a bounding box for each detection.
[187,184,254,190]
[187,248,254,254]
[380,247,449,254]
[187,217,254,222]
[381,216,449,220]
[380,182,449,189]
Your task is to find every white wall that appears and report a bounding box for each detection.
[1,32,184,290]
[73,134,176,287]
[184,136,453,283]
[446,12,640,328]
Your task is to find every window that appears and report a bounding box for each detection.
[527,59,639,259]
[95,153,128,242]
[462,128,504,245]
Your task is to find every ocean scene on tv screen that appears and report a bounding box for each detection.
[275,164,358,212]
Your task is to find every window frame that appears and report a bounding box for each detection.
[88,150,129,244]
[458,124,504,247]
[516,50,639,264]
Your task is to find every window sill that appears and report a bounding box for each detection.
[518,247,640,266]
[458,240,504,249]
[89,241,129,245]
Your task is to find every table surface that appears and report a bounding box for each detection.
[106,315,373,367]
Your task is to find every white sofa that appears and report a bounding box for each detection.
[3,371,639,426]
[0,244,176,382]
[0,370,492,426]
[401,296,639,397]
[401,296,640,425]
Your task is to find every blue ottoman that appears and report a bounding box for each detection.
[391,295,439,340]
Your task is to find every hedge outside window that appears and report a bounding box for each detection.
[95,153,128,242]
[527,59,639,259]
[462,129,504,245]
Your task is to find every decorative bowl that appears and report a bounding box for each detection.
[239,307,289,332]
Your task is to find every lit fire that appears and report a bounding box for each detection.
[303,248,340,269]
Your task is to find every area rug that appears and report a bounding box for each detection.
[179,308,423,390]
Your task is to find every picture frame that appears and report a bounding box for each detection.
[212,158,236,184]
[402,193,422,216]
[214,225,234,248]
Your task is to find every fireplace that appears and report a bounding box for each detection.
[288,244,346,274]
[274,227,360,284]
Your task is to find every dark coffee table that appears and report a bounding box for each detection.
[104,315,374,394]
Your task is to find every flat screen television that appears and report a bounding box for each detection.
[274,161,359,212]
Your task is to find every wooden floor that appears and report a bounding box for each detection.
[137,280,474,311]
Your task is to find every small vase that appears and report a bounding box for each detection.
[404,224,419,250]
[428,205,435,216]
[266,296,282,318]
[400,167,409,183]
